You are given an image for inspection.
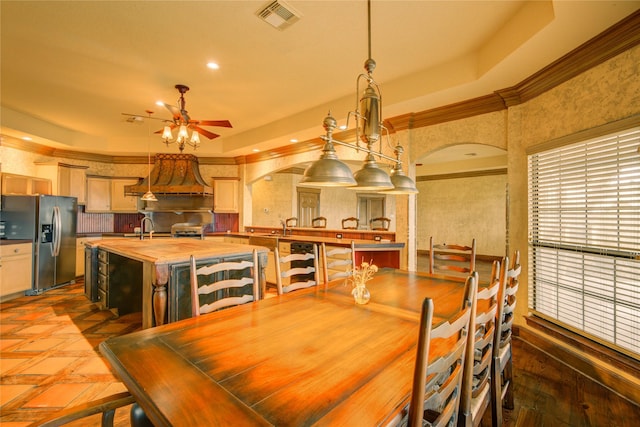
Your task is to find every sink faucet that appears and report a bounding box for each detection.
[280,219,287,236]
[140,217,155,240]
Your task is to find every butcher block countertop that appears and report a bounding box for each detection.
[87,238,269,265]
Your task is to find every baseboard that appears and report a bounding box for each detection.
[517,317,640,407]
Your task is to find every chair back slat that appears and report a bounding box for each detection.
[190,250,260,317]
[321,241,356,284]
[458,262,501,427]
[406,273,476,427]
[274,244,320,295]
[429,236,476,275]
[491,250,521,427]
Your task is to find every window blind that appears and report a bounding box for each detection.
[528,127,640,358]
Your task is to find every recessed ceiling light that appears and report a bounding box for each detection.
[207,62,219,70]
[290,138,298,143]
[22,136,32,141]
[155,101,164,107]
[339,125,347,130]
[252,148,260,152]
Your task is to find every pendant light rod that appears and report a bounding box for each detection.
[367,0,372,60]
[325,136,398,164]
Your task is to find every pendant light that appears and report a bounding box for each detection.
[299,114,357,187]
[301,0,417,194]
[382,145,418,194]
[141,110,157,202]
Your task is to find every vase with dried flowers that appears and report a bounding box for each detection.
[347,260,378,304]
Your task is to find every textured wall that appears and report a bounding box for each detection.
[417,174,507,256]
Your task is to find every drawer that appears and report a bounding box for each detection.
[97,288,107,308]
[98,262,109,277]
[98,250,108,263]
[97,273,108,291]
[0,242,32,257]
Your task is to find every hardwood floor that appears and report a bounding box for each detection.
[2,277,639,426]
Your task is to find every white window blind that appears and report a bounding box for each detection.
[528,127,640,358]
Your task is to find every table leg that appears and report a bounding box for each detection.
[153,264,168,326]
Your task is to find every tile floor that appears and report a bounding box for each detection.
[1,281,140,426]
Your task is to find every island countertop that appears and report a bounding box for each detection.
[88,238,269,265]
[86,239,270,328]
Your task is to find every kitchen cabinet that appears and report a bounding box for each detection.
[110,178,140,212]
[86,176,141,212]
[86,176,111,212]
[36,163,88,204]
[1,243,33,299]
[95,248,143,314]
[1,173,51,196]
[214,179,239,213]
[76,236,101,277]
[223,235,249,244]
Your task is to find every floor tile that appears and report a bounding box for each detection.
[0,384,34,406]
[0,358,28,374]
[23,382,91,408]
[15,338,67,352]
[20,357,78,375]
[0,339,24,351]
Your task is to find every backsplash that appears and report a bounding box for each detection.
[76,205,142,234]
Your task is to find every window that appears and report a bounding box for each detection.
[528,127,640,358]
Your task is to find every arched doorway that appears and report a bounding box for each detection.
[415,143,508,271]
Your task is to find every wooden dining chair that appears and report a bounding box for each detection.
[428,236,476,275]
[491,250,521,427]
[341,216,359,229]
[311,216,327,228]
[321,241,355,284]
[26,392,136,427]
[369,217,390,231]
[285,217,298,228]
[190,250,260,316]
[274,243,320,295]
[458,261,501,427]
[406,273,477,427]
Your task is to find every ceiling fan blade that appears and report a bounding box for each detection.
[161,103,182,121]
[198,120,232,128]
[192,125,220,140]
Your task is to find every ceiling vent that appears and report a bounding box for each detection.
[257,0,302,30]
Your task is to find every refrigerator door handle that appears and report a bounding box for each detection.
[53,206,62,257]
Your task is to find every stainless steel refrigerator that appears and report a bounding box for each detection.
[1,195,77,294]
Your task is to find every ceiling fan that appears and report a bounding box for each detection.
[156,84,232,140]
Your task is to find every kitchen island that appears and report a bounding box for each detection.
[85,239,269,329]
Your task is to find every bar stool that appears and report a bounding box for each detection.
[369,217,390,231]
[285,217,298,228]
[312,216,327,228]
[341,217,359,229]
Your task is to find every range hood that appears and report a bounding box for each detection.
[125,153,213,196]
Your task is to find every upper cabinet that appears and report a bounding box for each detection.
[86,176,141,213]
[85,176,112,212]
[213,179,239,213]
[110,178,140,212]
[36,162,88,204]
[1,173,51,196]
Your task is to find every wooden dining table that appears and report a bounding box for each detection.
[99,268,467,426]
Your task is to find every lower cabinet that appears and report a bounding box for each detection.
[1,243,33,300]
[92,249,143,315]
[76,236,101,277]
